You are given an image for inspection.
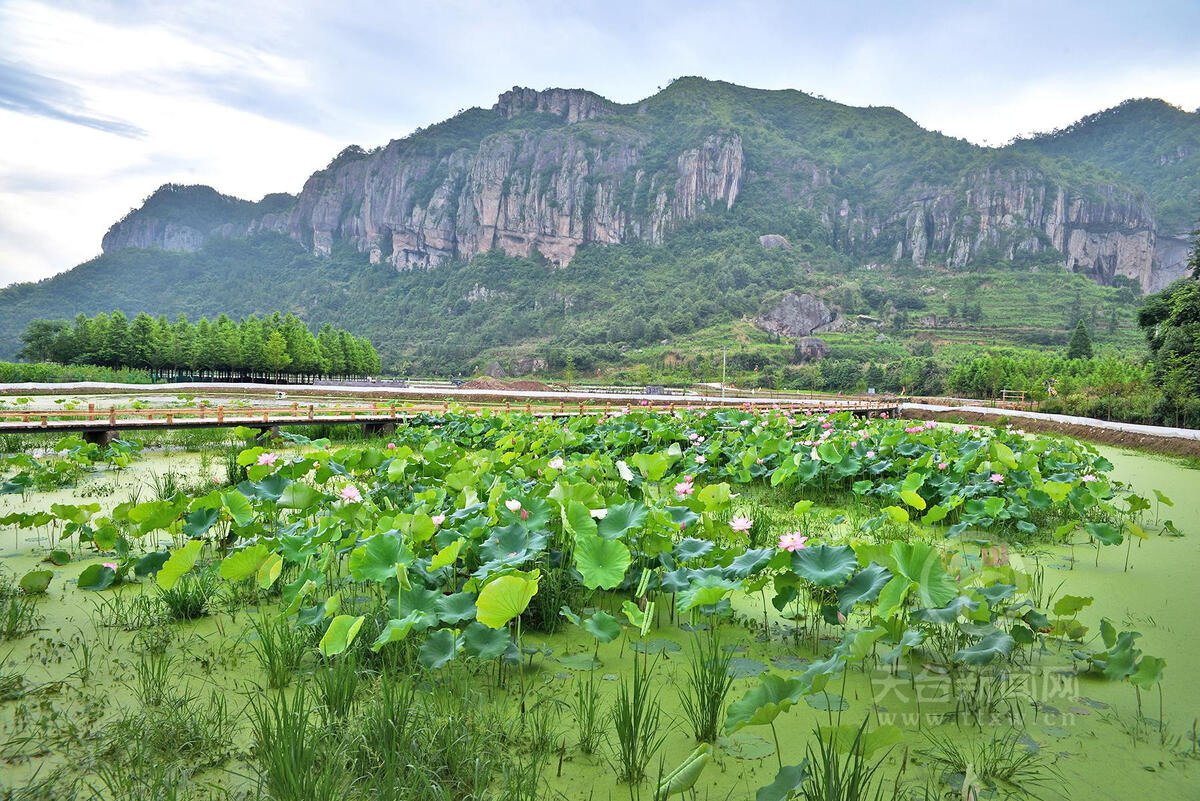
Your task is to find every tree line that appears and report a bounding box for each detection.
[18,311,382,382]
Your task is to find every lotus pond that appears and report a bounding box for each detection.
[0,408,1196,800]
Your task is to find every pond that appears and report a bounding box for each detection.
[0,412,1196,800]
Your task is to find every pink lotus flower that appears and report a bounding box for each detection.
[688,432,699,441]
[925,421,937,430]
[547,457,564,470]
[938,462,948,470]
[505,499,522,513]
[256,452,278,466]
[431,514,446,526]
[387,442,396,449]
[520,508,529,521]
[836,610,847,625]
[989,473,1004,484]
[1081,474,1097,482]
[340,485,362,503]
[778,531,808,551]
[695,455,706,464]
[880,412,888,419]
[866,450,876,459]
[674,478,694,498]
[730,516,753,533]
[102,562,118,571]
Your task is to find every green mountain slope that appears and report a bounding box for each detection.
[1,78,1196,373]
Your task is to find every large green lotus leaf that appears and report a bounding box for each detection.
[837,563,892,614]
[181,507,219,538]
[370,611,426,651]
[279,482,323,510]
[156,539,203,590]
[598,502,648,539]
[725,547,774,579]
[319,614,365,657]
[582,610,622,643]
[952,629,1015,665]
[1084,522,1122,546]
[222,489,255,527]
[349,531,413,583]
[791,545,858,587]
[675,538,714,561]
[462,621,510,660]
[1041,481,1073,503]
[476,573,539,629]
[696,482,731,512]
[725,674,808,734]
[428,538,464,572]
[755,763,809,801]
[436,591,477,624]
[130,499,185,533]
[816,442,843,464]
[1129,655,1165,689]
[77,563,115,591]
[134,551,170,577]
[899,490,926,511]
[911,595,979,624]
[19,569,52,594]
[418,628,460,669]
[921,505,949,524]
[219,544,270,581]
[246,473,290,501]
[574,535,630,590]
[1052,594,1093,617]
[679,574,739,611]
[889,543,957,607]
[553,494,597,538]
[629,452,672,481]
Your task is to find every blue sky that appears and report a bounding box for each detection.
[2,0,1199,285]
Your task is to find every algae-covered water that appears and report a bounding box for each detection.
[1,443,1197,800]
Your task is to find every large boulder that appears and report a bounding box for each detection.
[756,292,842,338]
[759,234,791,250]
[793,336,830,363]
[484,361,508,378]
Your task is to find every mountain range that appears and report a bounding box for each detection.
[2,77,1197,370]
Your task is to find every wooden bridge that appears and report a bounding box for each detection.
[0,394,901,443]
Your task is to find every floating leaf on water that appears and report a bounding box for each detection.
[557,653,602,670]
[770,655,810,672]
[631,638,682,655]
[805,692,849,712]
[728,657,769,678]
[716,732,775,760]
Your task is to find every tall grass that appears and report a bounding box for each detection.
[249,681,346,801]
[678,625,734,743]
[610,648,666,783]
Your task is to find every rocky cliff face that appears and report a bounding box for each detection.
[801,165,1188,292]
[99,86,1191,291]
[249,88,743,269]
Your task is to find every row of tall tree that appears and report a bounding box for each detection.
[19,311,381,381]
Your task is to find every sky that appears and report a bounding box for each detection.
[2,0,1199,287]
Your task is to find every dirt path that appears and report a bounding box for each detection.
[903,403,1200,456]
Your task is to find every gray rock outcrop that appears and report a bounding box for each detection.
[756,293,842,338]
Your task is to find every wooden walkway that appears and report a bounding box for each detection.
[0,396,901,441]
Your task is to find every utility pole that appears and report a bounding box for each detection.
[721,347,727,400]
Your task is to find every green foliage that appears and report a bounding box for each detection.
[15,309,379,379]
[1138,262,1200,427]
[1067,320,1094,360]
